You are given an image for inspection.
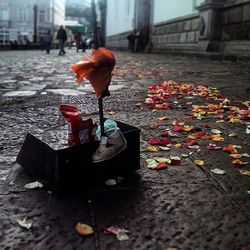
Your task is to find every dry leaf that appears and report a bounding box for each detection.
[76,223,94,236]
[210,168,226,175]
[147,146,158,152]
[24,181,43,189]
[17,218,32,230]
[194,160,204,166]
[159,146,170,151]
[239,170,250,177]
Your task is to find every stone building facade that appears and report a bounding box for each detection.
[105,0,250,57]
[0,0,65,45]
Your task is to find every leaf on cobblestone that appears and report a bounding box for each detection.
[159,146,170,151]
[232,159,248,166]
[239,170,250,177]
[17,218,32,230]
[158,115,168,121]
[154,157,171,164]
[207,143,223,150]
[246,126,250,134]
[228,133,237,137]
[156,162,168,170]
[210,168,226,175]
[147,146,158,152]
[211,129,222,134]
[170,156,181,165]
[76,223,94,236]
[194,160,204,166]
[149,138,171,146]
[223,144,237,154]
[242,153,250,158]
[104,226,129,241]
[229,154,242,159]
[24,181,43,189]
[149,122,159,129]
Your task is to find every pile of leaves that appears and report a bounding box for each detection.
[143,80,250,176]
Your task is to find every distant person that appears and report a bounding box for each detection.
[44,29,53,54]
[56,25,67,55]
[81,35,87,52]
[127,30,135,52]
[74,32,81,52]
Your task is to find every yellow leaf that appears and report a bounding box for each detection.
[194,160,204,166]
[239,170,250,177]
[158,116,168,121]
[175,143,182,148]
[108,111,116,115]
[76,223,94,236]
[147,146,158,152]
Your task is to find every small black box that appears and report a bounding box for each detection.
[16,121,140,195]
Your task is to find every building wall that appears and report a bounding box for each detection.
[153,0,205,24]
[106,0,135,36]
[0,0,65,44]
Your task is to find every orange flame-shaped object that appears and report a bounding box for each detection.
[71,48,115,99]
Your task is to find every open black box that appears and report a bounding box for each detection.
[16,120,140,195]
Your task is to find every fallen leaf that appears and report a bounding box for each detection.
[76,223,94,236]
[105,179,117,186]
[156,162,168,170]
[181,154,189,158]
[149,138,171,146]
[104,226,129,241]
[242,153,250,158]
[239,170,250,177]
[154,157,171,163]
[108,111,115,115]
[229,154,242,159]
[207,143,223,150]
[159,146,170,151]
[210,168,226,175]
[223,144,237,154]
[24,181,43,189]
[233,159,248,166]
[149,122,159,129]
[158,115,168,121]
[147,146,158,152]
[228,133,237,137]
[211,129,222,134]
[246,126,250,134]
[194,160,204,166]
[17,218,32,230]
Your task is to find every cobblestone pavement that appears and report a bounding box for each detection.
[0,49,250,250]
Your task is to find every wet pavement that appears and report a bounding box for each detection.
[0,49,250,250]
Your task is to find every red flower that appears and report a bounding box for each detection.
[71,48,115,99]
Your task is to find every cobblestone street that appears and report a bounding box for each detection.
[0,49,250,250]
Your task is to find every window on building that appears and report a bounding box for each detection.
[39,10,45,24]
[19,9,28,23]
[0,6,9,21]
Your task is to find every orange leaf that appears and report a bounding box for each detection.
[76,223,94,236]
[223,144,237,154]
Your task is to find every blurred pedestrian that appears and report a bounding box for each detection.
[81,35,87,52]
[56,25,67,55]
[127,30,135,52]
[44,29,53,54]
[74,32,81,52]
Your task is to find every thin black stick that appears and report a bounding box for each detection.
[92,0,105,136]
